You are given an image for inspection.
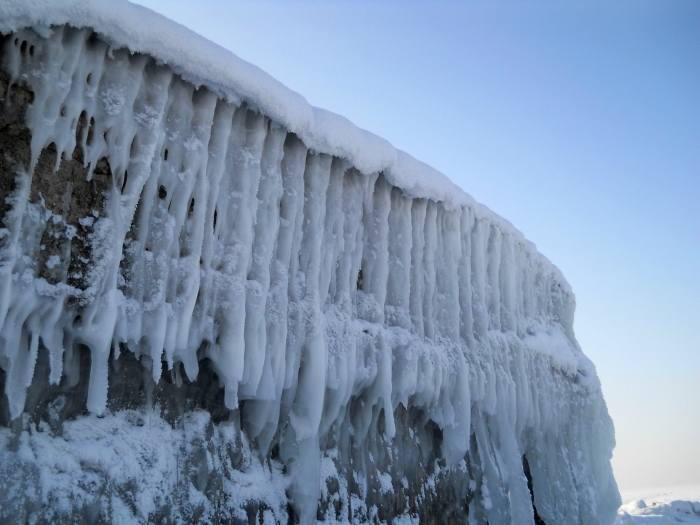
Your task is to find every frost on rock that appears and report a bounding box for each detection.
[0,20,619,525]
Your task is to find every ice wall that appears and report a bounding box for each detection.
[0,17,620,525]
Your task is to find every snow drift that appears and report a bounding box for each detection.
[0,2,620,523]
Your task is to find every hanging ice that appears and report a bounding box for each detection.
[0,1,621,523]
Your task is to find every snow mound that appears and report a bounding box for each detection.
[614,487,700,525]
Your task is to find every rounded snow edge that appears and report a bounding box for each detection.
[0,0,570,291]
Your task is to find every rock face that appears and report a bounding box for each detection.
[0,18,619,525]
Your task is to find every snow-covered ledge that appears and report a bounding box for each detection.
[0,2,620,524]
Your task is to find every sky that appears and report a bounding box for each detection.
[131,0,700,491]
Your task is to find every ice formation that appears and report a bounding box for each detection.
[0,2,620,523]
[615,496,700,525]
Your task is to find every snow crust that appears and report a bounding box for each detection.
[0,411,289,524]
[0,0,545,238]
[614,487,700,525]
[0,9,618,525]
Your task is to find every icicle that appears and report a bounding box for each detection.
[0,23,619,525]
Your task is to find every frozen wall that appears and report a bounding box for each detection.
[0,10,620,525]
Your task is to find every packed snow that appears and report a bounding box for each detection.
[0,3,620,523]
[0,0,549,229]
[614,487,700,524]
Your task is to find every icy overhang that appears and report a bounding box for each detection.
[0,0,561,275]
[0,6,621,523]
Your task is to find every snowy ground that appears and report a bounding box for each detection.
[614,486,700,524]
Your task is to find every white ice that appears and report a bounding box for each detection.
[0,7,619,524]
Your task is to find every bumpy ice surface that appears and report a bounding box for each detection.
[0,2,620,523]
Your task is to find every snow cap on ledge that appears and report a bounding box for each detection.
[0,0,565,283]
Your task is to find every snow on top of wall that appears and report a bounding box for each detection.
[0,0,565,285]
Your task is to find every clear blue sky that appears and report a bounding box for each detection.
[132,0,700,491]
